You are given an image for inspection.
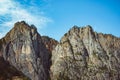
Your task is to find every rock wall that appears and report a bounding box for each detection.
[0,22,120,80]
[0,21,51,80]
[51,25,120,80]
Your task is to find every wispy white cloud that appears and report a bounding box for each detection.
[0,0,52,38]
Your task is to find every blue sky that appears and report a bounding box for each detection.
[0,0,120,41]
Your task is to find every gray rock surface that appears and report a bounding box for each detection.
[0,21,50,80]
[51,25,120,80]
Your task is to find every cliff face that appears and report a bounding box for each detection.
[0,22,120,80]
[0,57,29,80]
[0,21,55,80]
[51,25,120,80]
[42,36,58,53]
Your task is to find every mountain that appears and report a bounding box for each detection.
[0,21,120,80]
[51,25,120,80]
[0,21,58,80]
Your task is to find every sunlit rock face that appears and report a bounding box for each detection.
[51,25,120,80]
[0,21,50,80]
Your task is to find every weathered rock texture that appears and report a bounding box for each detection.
[51,25,120,80]
[42,36,58,53]
[0,22,120,80]
[0,57,29,80]
[0,21,53,80]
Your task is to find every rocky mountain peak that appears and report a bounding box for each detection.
[60,25,95,44]
[69,25,93,33]
[0,21,52,80]
[14,21,37,31]
[14,21,36,30]
[3,21,38,44]
[51,25,120,80]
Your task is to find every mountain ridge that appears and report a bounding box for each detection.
[0,21,120,80]
[51,25,120,80]
[0,21,56,80]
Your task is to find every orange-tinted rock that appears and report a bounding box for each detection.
[42,36,58,53]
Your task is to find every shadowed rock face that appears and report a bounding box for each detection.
[0,21,51,80]
[0,57,29,80]
[51,25,120,80]
[42,36,58,53]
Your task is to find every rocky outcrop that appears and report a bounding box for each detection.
[42,36,58,53]
[51,25,120,80]
[0,21,120,80]
[0,57,29,80]
[0,21,51,80]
